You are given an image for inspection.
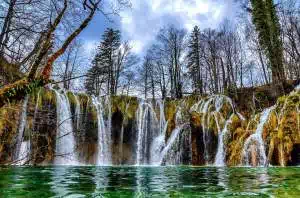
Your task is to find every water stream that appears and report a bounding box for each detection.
[14,95,29,164]
[54,90,79,165]
[190,95,235,165]
[214,114,234,166]
[92,96,112,165]
[242,106,275,166]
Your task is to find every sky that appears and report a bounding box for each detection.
[79,0,237,57]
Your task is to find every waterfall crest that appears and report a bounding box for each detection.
[214,114,234,166]
[150,100,168,165]
[2,85,298,167]
[92,96,112,165]
[73,93,81,130]
[242,106,275,166]
[14,96,29,165]
[159,124,191,165]
[54,90,79,165]
[190,95,236,165]
[135,100,160,165]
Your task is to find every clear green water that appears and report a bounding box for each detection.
[0,166,300,197]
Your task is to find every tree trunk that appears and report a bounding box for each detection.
[0,0,17,54]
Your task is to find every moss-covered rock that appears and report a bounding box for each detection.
[0,84,299,166]
[0,102,21,163]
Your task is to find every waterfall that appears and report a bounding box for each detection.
[15,141,30,165]
[150,119,168,164]
[14,95,29,164]
[17,89,42,166]
[73,93,81,129]
[214,114,234,166]
[157,103,192,165]
[190,95,235,165]
[159,124,191,165]
[34,89,41,120]
[242,106,275,166]
[175,107,184,125]
[159,125,183,165]
[157,100,166,134]
[191,97,213,163]
[54,90,79,165]
[135,100,159,165]
[149,100,168,165]
[136,101,149,165]
[92,96,112,165]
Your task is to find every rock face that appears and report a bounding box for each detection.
[0,84,299,166]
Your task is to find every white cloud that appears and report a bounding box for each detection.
[131,40,144,54]
[119,0,234,55]
[83,40,97,57]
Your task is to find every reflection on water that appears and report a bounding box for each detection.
[0,166,300,197]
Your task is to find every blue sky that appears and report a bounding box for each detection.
[79,0,237,57]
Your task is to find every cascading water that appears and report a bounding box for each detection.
[119,103,128,164]
[14,95,29,164]
[18,89,42,166]
[191,97,213,163]
[92,96,112,165]
[3,80,299,168]
[242,106,275,166]
[158,106,192,165]
[54,90,79,165]
[159,125,184,165]
[157,100,166,134]
[175,106,184,125]
[73,93,81,129]
[150,100,168,165]
[150,122,168,165]
[214,114,234,166]
[159,124,191,165]
[190,95,235,165]
[135,101,148,165]
[15,141,30,165]
[135,100,159,165]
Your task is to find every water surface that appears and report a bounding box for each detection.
[0,166,299,197]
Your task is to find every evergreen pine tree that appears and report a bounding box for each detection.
[250,0,285,83]
[85,28,121,95]
[187,26,203,94]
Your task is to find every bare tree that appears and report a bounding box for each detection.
[0,0,131,108]
[54,39,84,90]
[156,25,186,98]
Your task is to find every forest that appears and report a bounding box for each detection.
[0,0,299,101]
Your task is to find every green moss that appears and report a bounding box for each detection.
[164,99,179,136]
[32,87,56,107]
[111,95,138,120]
[0,103,21,162]
[85,99,97,125]
[43,89,56,106]
[66,92,77,107]
[165,99,179,122]
[228,114,242,134]
[226,113,263,166]
[182,95,203,110]
[29,87,56,110]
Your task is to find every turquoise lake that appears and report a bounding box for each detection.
[0,166,300,197]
